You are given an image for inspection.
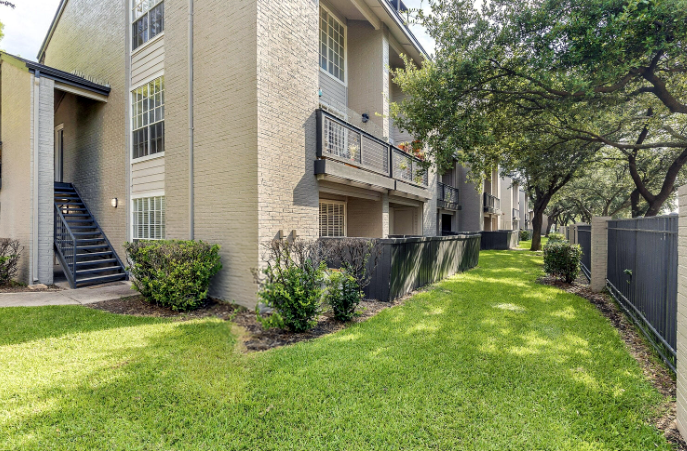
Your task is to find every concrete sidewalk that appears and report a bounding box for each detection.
[0,282,136,307]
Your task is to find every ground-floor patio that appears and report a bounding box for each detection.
[0,249,674,450]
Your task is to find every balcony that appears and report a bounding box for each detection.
[315,109,429,198]
[483,193,501,214]
[437,182,459,210]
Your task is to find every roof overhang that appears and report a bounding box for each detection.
[367,0,430,64]
[24,60,111,99]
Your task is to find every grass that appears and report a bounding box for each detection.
[0,251,671,450]
[519,236,548,249]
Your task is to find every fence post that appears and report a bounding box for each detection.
[677,185,687,437]
[570,224,578,244]
[590,216,610,292]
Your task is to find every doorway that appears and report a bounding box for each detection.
[54,124,64,182]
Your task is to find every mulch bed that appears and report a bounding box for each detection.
[87,295,405,352]
[538,275,686,450]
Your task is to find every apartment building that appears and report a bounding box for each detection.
[1,0,492,307]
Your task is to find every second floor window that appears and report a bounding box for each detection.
[320,7,346,83]
[132,0,164,50]
[132,76,165,159]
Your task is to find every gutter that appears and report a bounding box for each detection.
[188,0,194,240]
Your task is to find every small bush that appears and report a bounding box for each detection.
[519,230,531,241]
[326,267,361,322]
[0,239,22,285]
[256,240,326,332]
[125,240,222,311]
[543,241,582,283]
[547,232,566,243]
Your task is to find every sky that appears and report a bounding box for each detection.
[0,0,434,62]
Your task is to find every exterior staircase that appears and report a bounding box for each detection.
[54,182,127,288]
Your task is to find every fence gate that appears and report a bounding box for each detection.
[606,215,678,371]
[577,225,591,281]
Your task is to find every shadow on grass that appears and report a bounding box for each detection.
[0,248,671,450]
[0,305,165,346]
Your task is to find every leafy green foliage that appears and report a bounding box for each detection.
[325,267,361,322]
[546,233,566,243]
[125,240,222,311]
[257,240,326,332]
[544,242,582,283]
[519,229,531,242]
[0,238,21,285]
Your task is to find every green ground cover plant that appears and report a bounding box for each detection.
[0,250,670,450]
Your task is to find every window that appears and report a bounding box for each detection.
[319,200,346,237]
[319,7,346,83]
[133,196,166,240]
[132,0,164,50]
[132,77,165,159]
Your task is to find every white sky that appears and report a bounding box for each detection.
[0,0,435,62]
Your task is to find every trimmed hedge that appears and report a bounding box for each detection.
[125,240,222,311]
[326,268,361,322]
[543,241,581,283]
[519,229,531,241]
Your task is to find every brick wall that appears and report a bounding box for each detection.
[0,60,33,283]
[37,77,55,284]
[42,0,128,261]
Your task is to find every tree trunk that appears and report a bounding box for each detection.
[545,220,553,236]
[630,189,642,217]
[531,212,543,251]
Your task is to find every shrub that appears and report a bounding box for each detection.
[519,230,531,241]
[256,240,326,332]
[125,240,222,311]
[543,241,582,283]
[547,232,566,243]
[326,267,361,322]
[0,239,22,285]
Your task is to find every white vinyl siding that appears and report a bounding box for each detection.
[131,36,164,86]
[319,70,347,112]
[319,200,346,237]
[132,156,165,194]
[320,7,346,83]
[133,196,166,240]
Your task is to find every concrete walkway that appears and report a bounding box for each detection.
[0,281,136,307]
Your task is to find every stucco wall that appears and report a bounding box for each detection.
[348,197,383,237]
[0,60,33,283]
[456,163,482,232]
[42,0,128,261]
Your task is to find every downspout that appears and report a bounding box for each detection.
[188,0,195,240]
[31,70,40,282]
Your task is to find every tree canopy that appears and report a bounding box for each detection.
[392,0,687,249]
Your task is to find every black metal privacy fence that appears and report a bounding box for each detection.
[577,225,591,281]
[606,215,678,371]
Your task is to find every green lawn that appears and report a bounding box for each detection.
[0,251,670,450]
[519,236,548,249]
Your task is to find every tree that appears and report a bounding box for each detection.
[392,0,687,223]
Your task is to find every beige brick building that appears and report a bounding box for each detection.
[0,0,510,307]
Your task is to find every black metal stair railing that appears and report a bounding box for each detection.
[54,203,77,288]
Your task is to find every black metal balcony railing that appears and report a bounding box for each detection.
[437,182,459,210]
[483,193,501,213]
[317,109,428,188]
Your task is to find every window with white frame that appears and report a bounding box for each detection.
[133,196,166,240]
[132,0,164,50]
[319,200,346,237]
[319,7,346,83]
[132,76,165,159]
